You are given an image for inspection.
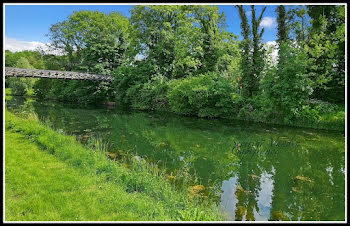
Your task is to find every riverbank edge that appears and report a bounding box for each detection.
[5,88,345,132]
[4,109,224,221]
[132,104,346,132]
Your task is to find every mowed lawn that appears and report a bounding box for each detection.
[5,131,171,221]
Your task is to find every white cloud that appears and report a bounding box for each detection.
[5,37,62,55]
[259,17,277,29]
[265,40,277,49]
[264,41,278,65]
[5,37,47,52]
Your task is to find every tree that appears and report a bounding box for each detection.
[250,5,266,95]
[236,5,266,98]
[123,5,241,111]
[5,50,17,67]
[289,6,308,44]
[14,57,34,69]
[260,6,314,123]
[130,5,239,80]
[236,5,252,98]
[261,42,313,123]
[7,57,36,95]
[48,10,133,74]
[131,5,185,79]
[276,5,289,46]
[192,6,225,73]
[131,5,208,79]
[306,5,345,103]
[5,50,45,69]
[36,10,134,103]
[275,5,290,70]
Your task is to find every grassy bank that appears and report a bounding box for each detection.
[5,110,223,221]
[233,107,346,132]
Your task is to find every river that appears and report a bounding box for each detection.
[5,96,346,221]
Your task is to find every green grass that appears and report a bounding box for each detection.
[5,88,12,101]
[5,87,34,97]
[27,88,35,96]
[5,110,223,221]
[296,105,345,131]
[319,106,345,123]
[5,131,162,221]
[5,88,12,95]
[234,105,345,132]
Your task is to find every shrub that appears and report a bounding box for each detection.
[167,72,240,117]
[112,64,152,106]
[130,75,169,110]
[7,78,37,96]
[7,57,37,96]
[258,41,314,123]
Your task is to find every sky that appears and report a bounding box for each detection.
[4,4,281,52]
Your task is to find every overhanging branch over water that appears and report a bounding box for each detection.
[5,67,113,82]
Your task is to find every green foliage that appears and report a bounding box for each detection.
[276,5,289,45]
[5,50,45,69]
[115,5,241,113]
[5,50,54,96]
[289,6,308,44]
[130,75,170,110]
[306,5,345,103]
[34,79,111,104]
[111,64,152,105]
[236,5,266,98]
[34,10,134,103]
[131,5,198,78]
[250,6,266,84]
[32,79,54,99]
[131,5,239,79]
[306,17,337,89]
[6,57,37,96]
[168,73,240,117]
[41,54,67,70]
[7,78,29,96]
[5,50,17,67]
[48,10,133,72]
[259,41,313,123]
[15,57,34,69]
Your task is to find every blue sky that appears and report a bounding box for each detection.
[5,4,281,51]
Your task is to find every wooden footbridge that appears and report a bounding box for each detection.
[4,67,113,82]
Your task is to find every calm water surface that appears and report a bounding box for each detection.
[6,96,345,221]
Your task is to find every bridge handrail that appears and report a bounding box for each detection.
[4,67,113,82]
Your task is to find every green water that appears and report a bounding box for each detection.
[6,96,346,221]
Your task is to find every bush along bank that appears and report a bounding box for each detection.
[5,109,224,221]
[119,73,345,132]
